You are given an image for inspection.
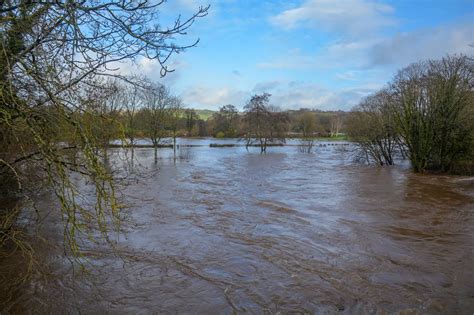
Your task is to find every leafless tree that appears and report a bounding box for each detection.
[142,80,169,163]
[79,79,124,160]
[243,93,289,153]
[330,113,343,137]
[166,96,183,161]
[122,82,143,161]
[425,55,474,171]
[389,55,473,172]
[347,90,399,166]
[298,112,317,153]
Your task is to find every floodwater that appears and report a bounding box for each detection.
[1,139,473,314]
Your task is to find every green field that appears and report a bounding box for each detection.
[195,109,216,121]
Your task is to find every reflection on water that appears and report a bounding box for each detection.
[2,140,473,314]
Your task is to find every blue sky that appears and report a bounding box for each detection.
[125,0,474,111]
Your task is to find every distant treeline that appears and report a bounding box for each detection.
[51,79,349,156]
[80,92,348,142]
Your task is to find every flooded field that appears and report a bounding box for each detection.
[2,139,474,314]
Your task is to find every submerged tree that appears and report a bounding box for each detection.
[298,112,317,153]
[0,0,209,272]
[243,93,289,153]
[425,56,473,171]
[122,82,142,160]
[166,96,184,161]
[347,90,399,166]
[390,55,473,173]
[347,54,473,173]
[141,81,170,163]
[389,62,435,172]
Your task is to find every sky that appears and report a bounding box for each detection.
[122,0,474,111]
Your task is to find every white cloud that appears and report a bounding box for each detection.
[270,0,396,36]
[258,21,474,72]
[179,81,379,111]
[335,71,358,81]
[180,85,249,109]
[370,22,474,66]
[252,80,282,92]
[111,57,188,87]
[257,39,377,70]
[260,81,376,110]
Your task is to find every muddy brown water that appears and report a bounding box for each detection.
[1,139,473,314]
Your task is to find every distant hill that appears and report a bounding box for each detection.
[195,109,216,121]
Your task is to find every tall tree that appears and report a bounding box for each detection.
[390,55,473,172]
[298,112,317,153]
[347,90,399,166]
[79,79,123,159]
[123,82,142,156]
[329,113,343,137]
[142,81,170,163]
[184,108,198,136]
[166,96,183,161]
[243,94,288,153]
[427,56,473,171]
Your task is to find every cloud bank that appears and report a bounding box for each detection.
[270,0,396,36]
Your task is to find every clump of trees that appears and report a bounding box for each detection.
[184,109,199,136]
[347,54,473,174]
[205,106,349,139]
[211,104,240,137]
[288,110,347,138]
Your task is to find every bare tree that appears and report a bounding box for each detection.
[426,55,474,171]
[79,79,123,160]
[347,90,399,166]
[243,94,288,153]
[330,113,343,137]
[390,55,473,172]
[142,81,169,163]
[389,62,434,172]
[166,96,183,161]
[298,112,317,153]
[122,82,143,161]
